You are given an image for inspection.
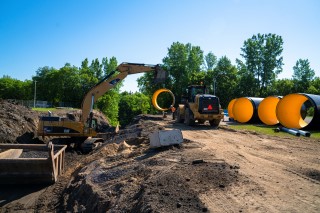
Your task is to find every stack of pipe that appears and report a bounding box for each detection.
[227,93,320,130]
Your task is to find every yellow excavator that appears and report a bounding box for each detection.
[37,62,166,152]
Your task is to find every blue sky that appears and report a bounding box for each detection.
[0,0,319,92]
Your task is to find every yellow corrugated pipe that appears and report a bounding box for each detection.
[227,98,237,120]
[152,88,175,111]
[258,96,281,125]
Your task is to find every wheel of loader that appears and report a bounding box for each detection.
[185,108,195,126]
[176,108,184,123]
[209,119,220,127]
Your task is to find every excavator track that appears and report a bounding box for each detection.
[80,137,104,153]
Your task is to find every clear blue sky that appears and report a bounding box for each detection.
[1,0,319,92]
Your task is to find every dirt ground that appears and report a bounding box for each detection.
[0,101,320,212]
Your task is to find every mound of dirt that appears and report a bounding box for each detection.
[0,100,39,144]
[60,118,240,212]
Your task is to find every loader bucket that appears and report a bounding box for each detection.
[0,143,67,184]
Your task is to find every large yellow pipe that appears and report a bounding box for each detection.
[276,94,308,129]
[233,97,263,123]
[152,88,175,111]
[258,96,281,126]
[227,99,237,119]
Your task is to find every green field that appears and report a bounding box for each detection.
[226,123,320,139]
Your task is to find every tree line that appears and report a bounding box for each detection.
[1,33,319,126]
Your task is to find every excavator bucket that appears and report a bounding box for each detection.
[154,65,167,83]
[0,143,67,184]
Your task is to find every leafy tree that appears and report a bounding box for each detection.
[210,56,238,108]
[240,33,283,96]
[57,63,82,107]
[96,57,120,126]
[235,59,257,97]
[79,58,98,94]
[33,66,60,104]
[33,64,83,107]
[273,79,295,96]
[309,77,320,94]
[0,76,32,100]
[292,59,315,92]
[118,92,151,126]
[204,52,217,71]
[90,58,103,80]
[154,42,203,104]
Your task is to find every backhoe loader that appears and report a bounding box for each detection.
[37,62,166,152]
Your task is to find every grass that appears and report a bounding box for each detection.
[226,122,320,139]
[32,107,76,112]
[32,107,58,112]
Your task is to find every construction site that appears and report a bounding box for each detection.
[0,99,319,213]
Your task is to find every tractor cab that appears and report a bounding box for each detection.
[187,85,207,102]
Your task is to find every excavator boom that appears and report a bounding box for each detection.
[37,62,166,151]
[81,62,166,123]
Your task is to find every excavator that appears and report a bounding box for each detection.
[37,62,166,152]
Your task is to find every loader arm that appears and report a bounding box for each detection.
[81,63,165,123]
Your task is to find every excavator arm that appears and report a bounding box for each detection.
[81,62,166,123]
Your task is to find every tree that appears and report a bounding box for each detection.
[240,33,283,96]
[0,76,32,100]
[96,57,120,126]
[204,52,217,71]
[33,66,61,104]
[235,59,257,97]
[79,58,98,96]
[309,77,320,94]
[118,92,151,126]
[273,79,295,96]
[138,42,203,102]
[210,56,238,108]
[292,59,315,92]
[90,58,103,80]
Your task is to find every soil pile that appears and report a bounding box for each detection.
[60,117,240,212]
[0,100,39,144]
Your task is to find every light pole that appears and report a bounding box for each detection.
[34,80,37,108]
